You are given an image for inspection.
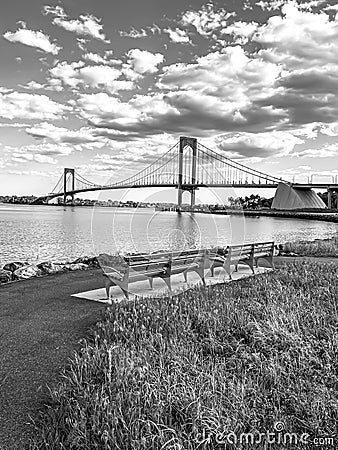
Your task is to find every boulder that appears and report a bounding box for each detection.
[73,256,100,268]
[63,263,89,271]
[0,269,12,284]
[37,261,65,275]
[3,261,28,273]
[13,264,42,280]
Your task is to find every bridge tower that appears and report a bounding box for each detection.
[63,168,75,205]
[178,136,198,210]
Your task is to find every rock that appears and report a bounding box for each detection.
[3,261,28,272]
[63,263,89,271]
[0,269,12,284]
[37,261,65,275]
[13,264,42,280]
[73,256,100,268]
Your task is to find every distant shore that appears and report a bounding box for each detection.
[194,208,338,223]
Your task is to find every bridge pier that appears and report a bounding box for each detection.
[190,189,196,208]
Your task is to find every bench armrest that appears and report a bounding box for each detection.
[102,266,124,281]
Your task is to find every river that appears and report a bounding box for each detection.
[1,203,338,266]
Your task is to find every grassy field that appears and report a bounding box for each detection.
[30,262,338,449]
[284,234,338,257]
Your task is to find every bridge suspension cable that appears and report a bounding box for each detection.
[49,174,63,194]
[197,142,284,185]
[106,142,179,187]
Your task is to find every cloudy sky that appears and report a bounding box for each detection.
[1,0,338,199]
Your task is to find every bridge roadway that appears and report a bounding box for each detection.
[55,182,338,196]
[40,182,281,202]
[37,182,338,204]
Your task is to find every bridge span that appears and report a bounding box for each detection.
[34,137,338,210]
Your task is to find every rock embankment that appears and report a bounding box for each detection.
[0,256,100,285]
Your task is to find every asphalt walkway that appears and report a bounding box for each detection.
[0,269,105,450]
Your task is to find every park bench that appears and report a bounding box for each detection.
[103,249,209,299]
[208,241,275,279]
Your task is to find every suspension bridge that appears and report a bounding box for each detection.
[33,137,338,209]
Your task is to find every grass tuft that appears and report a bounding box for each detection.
[284,234,338,257]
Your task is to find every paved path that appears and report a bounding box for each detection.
[0,256,337,449]
[0,269,105,450]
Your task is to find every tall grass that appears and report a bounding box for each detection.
[284,234,338,257]
[30,262,338,449]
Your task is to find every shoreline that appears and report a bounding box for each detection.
[1,233,338,286]
[190,208,338,223]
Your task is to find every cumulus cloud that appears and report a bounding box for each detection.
[215,131,304,158]
[68,45,287,144]
[255,2,338,67]
[119,28,148,38]
[82,51,121,66]
[25,122,104,146]
[0,91,69,120]
[58,2,338,164]
[0,122,31,128]
[5,142,80,166]
[221,21,258,44]
[5,0,335,171]
[180,3,235,37]
[126,49,164,74]
[3,27,61,54]
[292,143,338,158]
[21,81,46,90]
[119,24,161,39]
[257,0,326,11]
[43,5,67,18]
[43,5,109,43]
[163,28,191,43]
[49,61,134,92]
[11,152,57,164]
[320,123,338,137]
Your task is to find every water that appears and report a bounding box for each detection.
[1,203,338,266]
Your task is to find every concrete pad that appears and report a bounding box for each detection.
[71,266,272,304]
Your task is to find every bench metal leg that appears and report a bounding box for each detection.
[196,268,206,285]
[105,279,114,299]
[247,261,255,274]
[183,270,188,283]
[149,277,154,289]
[162,276,171,291]
[224,261,232,280]
[105,278,129,300]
